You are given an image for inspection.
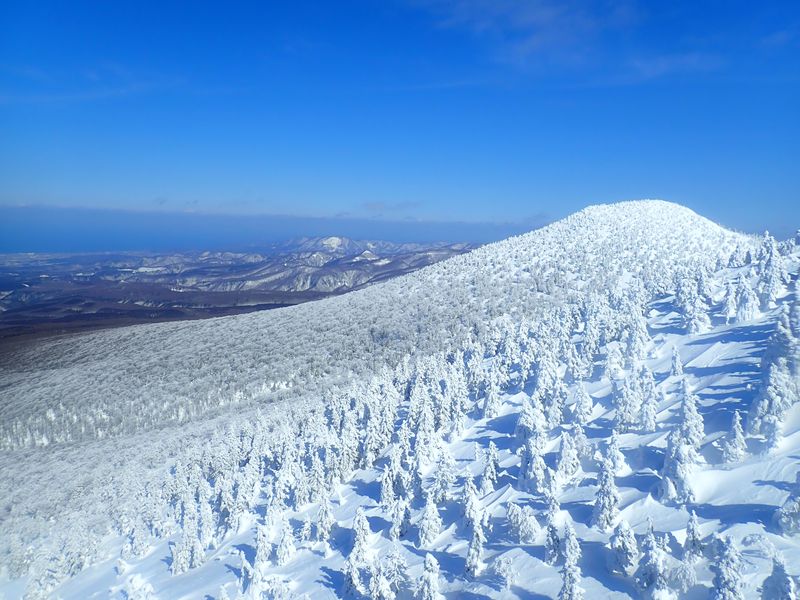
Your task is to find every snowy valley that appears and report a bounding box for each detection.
[1,200,799,600]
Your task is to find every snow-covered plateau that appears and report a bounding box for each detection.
[1,200,799,599]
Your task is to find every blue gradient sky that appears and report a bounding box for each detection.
[1,1,798,250]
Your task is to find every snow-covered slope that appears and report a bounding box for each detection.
[2,200,799,600]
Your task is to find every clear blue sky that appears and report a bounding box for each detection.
[1,1,798,250]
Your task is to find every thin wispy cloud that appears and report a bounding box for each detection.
[629,51,723,80]
[412,0,639,66]
[0,62,181,104]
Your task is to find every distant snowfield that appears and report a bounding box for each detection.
[1,200,799,599]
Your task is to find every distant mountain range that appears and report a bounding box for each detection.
[0,236,476,338]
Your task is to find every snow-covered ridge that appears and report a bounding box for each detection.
[5,200,799,600]
[0,200,742,449]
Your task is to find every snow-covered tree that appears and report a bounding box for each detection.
[483,381,502,419]
[415,554,442,600]
[369,561,396,600]
[507,502,540,543]
[481,441,500,494]
[418,496,442,548]
[494,553,515,589]
[557,433,581,486]
[640,386,660,433]
[592,458,620,531]
[635,519,673,599]
[255,523,271,573]
[299,515,312,544]
[776,473,800,535]
[671,347,683,377]
[344,551,365,596]
[351,507,372,565]
[275,517,295,566]
[545,520,561,565]
[723,280,738,324]
[679,379,705,452]
[515,397,547,447]
[559,523,584,600]
[721,411,747,463]
[606,429,627,474]
[736,276,760,322]
[465,519,485,578]
[316,496,336,544]
[761,556,797,600]
[683,510,703,563]
[609,520,638,575]
[573,382,594,426]
[429,446,456,504]
[711,536,744,600]
[661,428,696,505]
[389,497,411,541]
[382,544,409,596]
[518,435,548,494]
[605,344,624,381]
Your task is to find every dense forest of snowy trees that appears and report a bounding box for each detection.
[2,201,799,599]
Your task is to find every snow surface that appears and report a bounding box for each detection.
[1,200,798,599]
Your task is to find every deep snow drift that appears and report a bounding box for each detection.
[1,200,799,599]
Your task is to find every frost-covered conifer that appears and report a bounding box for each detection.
[518,435,548,494]
[609,520,637,575]
[613,379,639,432]
[415,554,442,600]
[546,382,568,430]
[559,523,584,600]
[592,458,620,531]
[382,544,409,595]
[683,510,703,562]
[671,347,684,377]
[545,521,562,565]
[605,344,624,381]
[679,379,704,452]
[462,475,480,529]
[661,429,696,504]
[465,519,485,577]
[573,421,590,459]
[640,386,660,433]
[481,441,500,494]
[389,497,411,541]
[712,536,744,600]
[429,447,456,503]
[344,552,365,596]
[418,496,442,548]
[294,516,310,547]
[573,382,594,426]
[724,280,738,324]
[255,523,271,573]
[557,433,580,485]
[351,507,371,564]
[761,556,797,600]
[507,502,540,543]
[606,429,627,474]
[275,518,295,567]
[748,358,794,439]
[494,554,515,589]
[776,473,800,535]
[369,561,396,600]
[737,276,760,322]
[635,519,673,599]
[483,381,502,420]
[721,411,747,463]
[316,496,336,544]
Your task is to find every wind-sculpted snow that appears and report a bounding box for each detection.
[0,201,740,449]
[4,200,800,600]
